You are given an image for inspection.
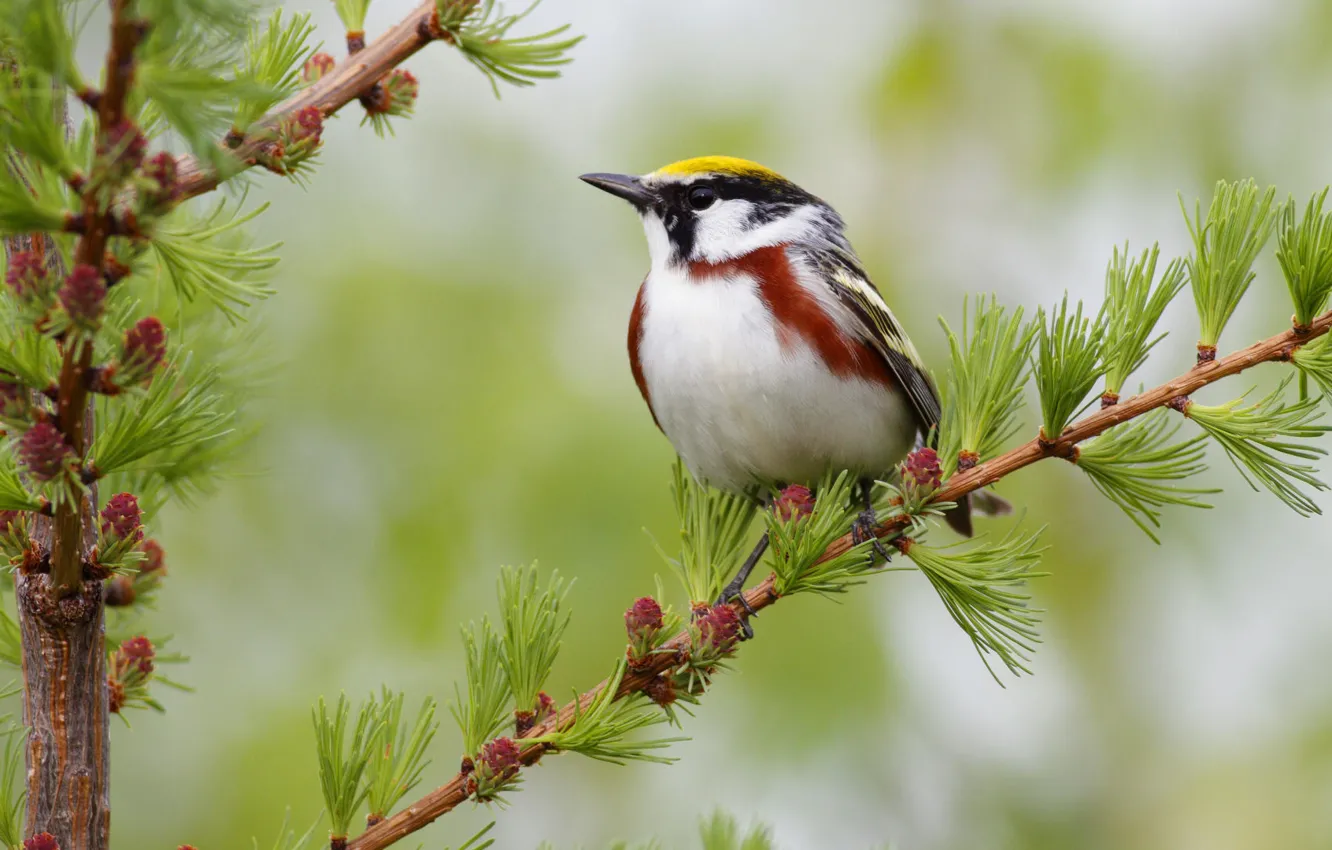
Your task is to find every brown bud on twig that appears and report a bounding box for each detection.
[107,676,126,714]
[104,575,135,607]
[140,538,166,574]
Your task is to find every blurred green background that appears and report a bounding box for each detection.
[104,0,1332,847]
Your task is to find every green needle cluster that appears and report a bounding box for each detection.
[654,460,758,605]
[1183,179,1278,351]
[1032,294,1107,442]
[1100,243,1186,398]
[1277,189,1332,330]
[1184,381,1330,516]
[893,527,1048,683]
[1074,411,1217,543]
[936,296,1038,475]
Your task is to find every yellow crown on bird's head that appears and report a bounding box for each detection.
[651,156,787,183]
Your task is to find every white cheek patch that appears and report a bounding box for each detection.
[693,202,821,263]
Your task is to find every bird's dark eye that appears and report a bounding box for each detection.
[687,186,717,211]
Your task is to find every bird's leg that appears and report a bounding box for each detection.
[851,478,893,565]
[715,532,768,641]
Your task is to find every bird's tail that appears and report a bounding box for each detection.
[943,489,1013,537]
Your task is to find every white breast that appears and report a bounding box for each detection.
[636,265,918,493]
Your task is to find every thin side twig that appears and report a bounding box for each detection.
[173,0,441,202]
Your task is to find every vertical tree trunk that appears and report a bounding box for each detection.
[16,572,109,850]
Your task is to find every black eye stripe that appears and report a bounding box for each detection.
[745,202,793,227]
[655,173,826,265]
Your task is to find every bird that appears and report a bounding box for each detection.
[581,156,1006,611]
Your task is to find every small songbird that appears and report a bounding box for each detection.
[581,157,1002,606]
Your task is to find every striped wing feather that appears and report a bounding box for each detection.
[816,253,942,435]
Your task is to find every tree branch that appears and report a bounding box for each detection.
[50,0,144,597]
[343,309,1332,849]
[173,0,441,202]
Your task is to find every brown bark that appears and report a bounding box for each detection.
[16,576,109,850]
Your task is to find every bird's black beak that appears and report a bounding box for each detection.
[579,172,654,210]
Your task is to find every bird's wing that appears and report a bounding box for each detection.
[809,248,942,434]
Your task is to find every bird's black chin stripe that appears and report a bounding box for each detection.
[662,208,695,264]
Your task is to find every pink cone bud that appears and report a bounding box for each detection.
[59,265,106,328]
[698,603,741,652]
[902,447,942,489]
[263,106,324,174]
[5,251,49,302]
[120,316,167,383]
[302,52,335,83]
[140,152,179,212]
[379,68,419,117]
[289,105,323,146]
[100,493,143,543]
[0,378,28,419]
[97,120,147,179]
[17,423,72,482]
[772,484,815,522]
[624,596,663,639]
[536,690,554,719]
[23,834,59,850]
[119,635,155,674]
[479,736,521,781]
[386,68,418,100]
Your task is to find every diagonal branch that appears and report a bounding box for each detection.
[345,309,1332,850]
[173,0,440,202]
